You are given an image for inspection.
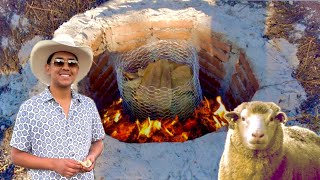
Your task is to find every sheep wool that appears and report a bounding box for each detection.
[218,101,320,180]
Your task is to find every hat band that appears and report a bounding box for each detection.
[54,40,76,46]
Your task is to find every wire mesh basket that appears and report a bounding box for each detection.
[114,40,202,121]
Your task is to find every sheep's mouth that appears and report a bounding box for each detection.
[249,141,265,145]
[247,141,267,150]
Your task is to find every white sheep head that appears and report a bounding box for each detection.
[224,101,287,150]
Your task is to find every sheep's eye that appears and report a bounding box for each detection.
[241,117,245,121]
[270,118,274,122]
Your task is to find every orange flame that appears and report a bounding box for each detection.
[136,117,161,138]
[101,96,229,143]
[214,96,226,119]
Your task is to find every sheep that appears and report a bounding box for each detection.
[218,101,320,180]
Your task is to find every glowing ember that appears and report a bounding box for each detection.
[101,96,228,143]
[136,117,161,138]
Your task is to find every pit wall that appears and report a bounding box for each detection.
[61,9,260,111]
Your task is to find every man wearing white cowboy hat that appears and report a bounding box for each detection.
[10,34,105,179]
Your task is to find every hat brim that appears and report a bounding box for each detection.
[30,40,93,85]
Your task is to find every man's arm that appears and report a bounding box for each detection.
[82,139,104,171]
[11,147,82,178]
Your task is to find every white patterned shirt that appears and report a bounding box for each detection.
[10,87,105,179]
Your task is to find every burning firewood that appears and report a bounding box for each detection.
[101,96,229,143]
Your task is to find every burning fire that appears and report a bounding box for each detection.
[102,96,229,143]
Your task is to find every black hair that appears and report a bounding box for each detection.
[47,53,55,64]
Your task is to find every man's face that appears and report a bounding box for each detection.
[46,51,79,88]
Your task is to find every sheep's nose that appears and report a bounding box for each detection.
[252,131,264,138]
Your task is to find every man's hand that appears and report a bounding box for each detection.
[52,158,82,178]
[11,148,82,178]
[79,154,95,172]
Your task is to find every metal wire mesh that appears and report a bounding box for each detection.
[114,40,202,121]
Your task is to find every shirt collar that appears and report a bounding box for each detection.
[41,87,81,103]
[71,88,81,103]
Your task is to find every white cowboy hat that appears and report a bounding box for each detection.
[30,34,93,85]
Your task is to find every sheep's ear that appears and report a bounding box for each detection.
[274,112,287,123]
[224,112,239,129]
[224,112,239,122]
